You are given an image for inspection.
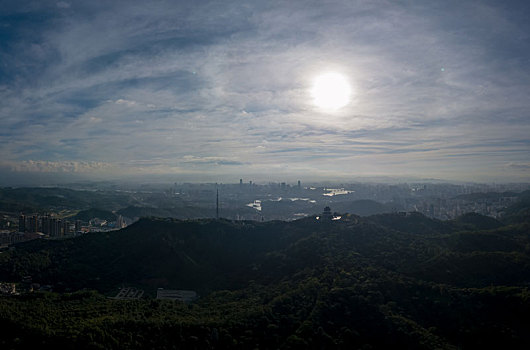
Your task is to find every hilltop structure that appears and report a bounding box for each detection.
[321,206,333,221]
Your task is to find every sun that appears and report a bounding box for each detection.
[311,72,352,110]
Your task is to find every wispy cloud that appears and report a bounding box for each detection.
[56,2,70,9]
[506,162,530,171]
[2,160,114,173]
[0,0,529,183]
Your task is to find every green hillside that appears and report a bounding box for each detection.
[503,190,530,224]
[0,210,529,349]
[68,208,117,222]
[454,212,503,230]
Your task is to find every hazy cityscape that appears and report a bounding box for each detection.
[1,180,528,248]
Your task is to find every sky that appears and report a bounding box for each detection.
[1,0,530,184]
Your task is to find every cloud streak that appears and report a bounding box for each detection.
[2,160,114,173]
[1,0,529,183]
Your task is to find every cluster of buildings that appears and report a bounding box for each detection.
[0,277,52,295]
[112,287,198,303]
[17,213,128,236]
[113,287,145,300]
[18,214,83,237]
[412,195,519,220]
[0,211,130,248]
[88,215,127,232]
[1,214,83,247]
[1,281,199,303]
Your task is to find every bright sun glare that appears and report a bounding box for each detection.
[311,72,352,110]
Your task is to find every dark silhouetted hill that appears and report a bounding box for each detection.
[331,199,394,216]
[454,212,503,230]
[68,208,117,222]
[502,190,530,224]
[366,211,455,234]
[1,212,530,349]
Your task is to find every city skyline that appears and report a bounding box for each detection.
[1,0,530,185]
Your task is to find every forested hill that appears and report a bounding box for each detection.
[0,210,529,349]
[3,212,529,292]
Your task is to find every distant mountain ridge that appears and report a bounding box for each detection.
[0,187,132,212]
[69,208,117,222]
[328,199,395,216]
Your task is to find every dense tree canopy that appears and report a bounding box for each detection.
[1,206,529,349]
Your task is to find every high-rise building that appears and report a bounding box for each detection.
[50,218,59,237]
[29,216,38,233]
[18,215,26,232]
[216,189,219,219]
[117,215,126,229]
[75,220,82,234]
[57,219,63,236]
[63,220,70,235]
[41,215,50,235]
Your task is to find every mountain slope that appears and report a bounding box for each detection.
[2,213,529,292]
[1,213,530,349]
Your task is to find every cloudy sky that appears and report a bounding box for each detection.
[1,0,529,184]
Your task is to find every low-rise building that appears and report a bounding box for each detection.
[156,289,197,303]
